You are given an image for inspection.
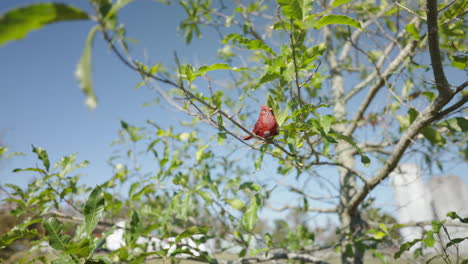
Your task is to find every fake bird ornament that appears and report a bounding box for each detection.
[243,105,278,140]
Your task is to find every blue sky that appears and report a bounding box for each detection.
[1,1,467,226]
[0,1,220,186]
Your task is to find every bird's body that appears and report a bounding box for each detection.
[243,105,278,140]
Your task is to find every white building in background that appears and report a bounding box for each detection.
[104,220,209,256]
[390,164,468,255]
[390,164,435,252]
[429,176,468,254]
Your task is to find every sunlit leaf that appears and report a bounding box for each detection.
[314,15,363,30]
[83,186,105,236]
[243,195,262,232]
[196,143,209,161]
[176,226,208,242]
[223,33,276,55]
[331,0,354,8]
[32,145,50,172]
[277,0,312,21]
[0,3,89,46]
[422,231,436,247]
[76,25,99,110]
[225,198,245,210]
[405,23,419,39]
[105,0,134,19]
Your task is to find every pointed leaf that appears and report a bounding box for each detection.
[176,226,208,242]
[0,3,89,46]
[331,0,354,8]
[76,25,99,109]
[225,198,245,210]
[105,0,134,19]
[32,145,50,172]
[277,0,312,21]
[314,15,363,30]
[243,195,262,232]
[223,34,275,55]
[83,186,105,236]
[44,217,71,251]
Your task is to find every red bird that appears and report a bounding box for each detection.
[243,105,278,140]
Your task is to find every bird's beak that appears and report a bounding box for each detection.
[268,107,273,111]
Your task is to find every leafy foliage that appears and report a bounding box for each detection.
[0,3,89,46]
[1,0,467,263]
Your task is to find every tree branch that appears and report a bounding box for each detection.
[346,0,465,215]
[92,10,302,160]
[338,7,392,62]
[343,17,420,102]
[426,0,451,97]
[267,203,337,213]
[344,38,419,136]
[216,251,330,264]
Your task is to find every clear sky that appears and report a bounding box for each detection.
[0,0,223,186]
[1,0,467,226]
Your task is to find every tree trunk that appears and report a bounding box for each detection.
[324,23,364,263]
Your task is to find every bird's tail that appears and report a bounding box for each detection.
[243,135,252,140]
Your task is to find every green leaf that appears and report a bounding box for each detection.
[120,120,143,142]
[314,15,363,30]
[44,217,71,251]
[105,0,134,19]
[64,238,92,257]
[422,231,436,247]
[290,104,328,120]
[452,51,468,64]
[225,198,245,210]
[421,127,446,146]
[196,143,210,161]
[223,33,276,55]
[0,227,38,249]
[0,3,89,46]
[422,91,437,102]
[83,186,105,236]
[0,148,25,159]
[360,155,371,167]
[32,145,50,172]
[275,104,290,127]
[255,72,281,89]
[440,117,468,133]
[196,63,232,75]
[12,167,47,174]
[243,195,262,232]
[408,108,418,123]
[405,23,419,39]
[184,64,195,82]
[75,25,99,110]
[447,211,468,223]
[240,182,262,192]
[265,233,272,248]
[331,0,354,8]
[369,248,387,264]
[255,145,267,170]
[176,226,208,242]
[4,184,25,198]
[277,0,312,21]
[394,239,420,259]
[0,147,6,156]
[446,237,467,248]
